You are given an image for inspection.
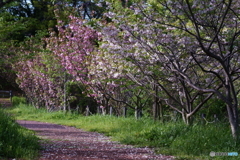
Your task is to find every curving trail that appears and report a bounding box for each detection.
[17,120,174,160]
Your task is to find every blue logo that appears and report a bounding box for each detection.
[228,152,238,156]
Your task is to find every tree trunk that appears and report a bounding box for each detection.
[224,74,239,139]
[109,106,113,116]
[159,101,164,122]
[182,110,188,124]
[182,109,193,125]
[226,104,239,140]
[153,101,157,121]
[63,73,67,112]
[135,107,138,119]
[135,107,142,119]
[123,106,127,117]
[86,106,89,116]
[102,97,109,115]
[153,99,162,121]
[153,83,161,121]
[97,106,100,114]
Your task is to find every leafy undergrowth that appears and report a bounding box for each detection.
[6,104,240,160]
[0,108,40,160]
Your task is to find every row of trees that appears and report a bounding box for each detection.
[0,0,239,138]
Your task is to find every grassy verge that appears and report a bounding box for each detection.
[6,104,240,160]
[0,108,40,160]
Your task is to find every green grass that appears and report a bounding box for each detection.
[6,104,240,160]
[0,108,40,160]
[12,96,27,106]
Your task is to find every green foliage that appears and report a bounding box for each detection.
[0,109,40,159]
[65,81,97,113]
[199,98,227,123]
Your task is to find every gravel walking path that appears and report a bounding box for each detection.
[17,120,174,160]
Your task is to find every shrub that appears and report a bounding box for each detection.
[12,96,26,106]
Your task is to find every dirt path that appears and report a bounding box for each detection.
[0,98,12,107]
[17,120,174,160]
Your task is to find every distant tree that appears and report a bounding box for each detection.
[0,0,106,91]
[13,36,65,110]
[44,15,98,111]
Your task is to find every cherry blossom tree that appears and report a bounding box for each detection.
[14,42,65,110]
[97,11,209,123]
[87,22,155,118]
[45,15,99,112]
[46,16,98,82]
[102,0,240,138]
[148,0,240,138]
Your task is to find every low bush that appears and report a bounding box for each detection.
[12,96,26,106]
